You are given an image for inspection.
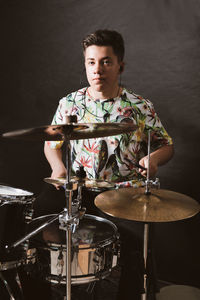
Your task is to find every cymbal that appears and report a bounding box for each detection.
[2,122,137,141]
[44,177,116,190]
[94,187,200,222]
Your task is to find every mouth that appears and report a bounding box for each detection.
[93,78,105,82]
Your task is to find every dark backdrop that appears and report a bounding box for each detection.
[1,0,200,288]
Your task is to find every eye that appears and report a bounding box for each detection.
[103,59,111,65]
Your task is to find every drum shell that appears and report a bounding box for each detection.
[0,185,35,270]
[31,214,119,285]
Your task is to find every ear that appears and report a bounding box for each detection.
[119,62,125,73]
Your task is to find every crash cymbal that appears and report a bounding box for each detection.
[95,187,200,222]
[2,122,137,141]
[44,177,116,190]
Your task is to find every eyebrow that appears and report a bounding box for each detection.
[86,56,112,61]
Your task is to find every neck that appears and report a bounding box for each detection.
[88,85,121,100]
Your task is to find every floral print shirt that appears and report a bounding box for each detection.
[48,87,173,188]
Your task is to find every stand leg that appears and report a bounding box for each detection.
[142,223,149,300]
[0,270,24,300]
[66,226,72,300]
[141,223,158,300]
[0,271,15,300]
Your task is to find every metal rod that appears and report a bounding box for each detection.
[5,212,62,251]
[147,130,151,181]
[65,140,71,186]
[62,116,78,300]
[66,225,72,299]
[145,130,151,194]
[0,272,15,300]
[64,139,73,300]
[0,201,10,208]
[142,223,149,300]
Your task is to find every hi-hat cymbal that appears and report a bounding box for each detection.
[2,122,137,141]
[95,187,200,222]
[44,177,116,190]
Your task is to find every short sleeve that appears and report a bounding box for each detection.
[144,100,173,149]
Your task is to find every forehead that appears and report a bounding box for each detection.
[84,45,117,60]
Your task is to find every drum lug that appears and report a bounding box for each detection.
[56,248,64,276]
[95,249,101,258]
[114,238,121,256]
[93,249,102,272]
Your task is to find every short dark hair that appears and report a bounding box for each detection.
[82,29,125,62]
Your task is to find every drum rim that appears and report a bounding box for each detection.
[32,213,117,231]
[0,185,34,204]
[46,268,112,285]
[31,213,118,249]
[0,184,33,197]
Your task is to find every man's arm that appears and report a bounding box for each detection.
[44,142,66,178]
[139,144,174,177]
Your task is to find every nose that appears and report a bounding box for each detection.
[94,62,102,74]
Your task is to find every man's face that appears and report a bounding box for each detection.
[84,45,123,94]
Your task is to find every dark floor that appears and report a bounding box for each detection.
[2,266,200,300]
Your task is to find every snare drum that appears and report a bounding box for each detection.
[0,185,35,270]
[31,214,119,285]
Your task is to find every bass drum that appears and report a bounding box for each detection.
[30,214,120,285]
[0,185,35,270]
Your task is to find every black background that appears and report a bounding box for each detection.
[1,0,200,287]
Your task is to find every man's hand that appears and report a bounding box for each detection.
[139,156,158,178]
[51,165,67,179]
[50,166,67,190]
[138,144,174,178]
[44,142,67,190]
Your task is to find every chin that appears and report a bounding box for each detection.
[96,86,105,92]
[91,84,104,92]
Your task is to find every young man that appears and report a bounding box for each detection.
[42,29,173,299]
[45,30,173,186]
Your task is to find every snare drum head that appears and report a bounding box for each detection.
[0,185,33,200]
[72,215,117,248]
[30,214,117,249]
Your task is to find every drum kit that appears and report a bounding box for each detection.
[1,116,200,300]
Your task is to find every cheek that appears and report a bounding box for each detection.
[85,67,91,80]
[108,68,120,79]
[86,70,96,86]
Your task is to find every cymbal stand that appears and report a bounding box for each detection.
[142,130,156,300]
[58,116,84,300]
[75,166,87,212]
[142,223,149,300]
[58,138,74,300]
[58,160,86,300]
